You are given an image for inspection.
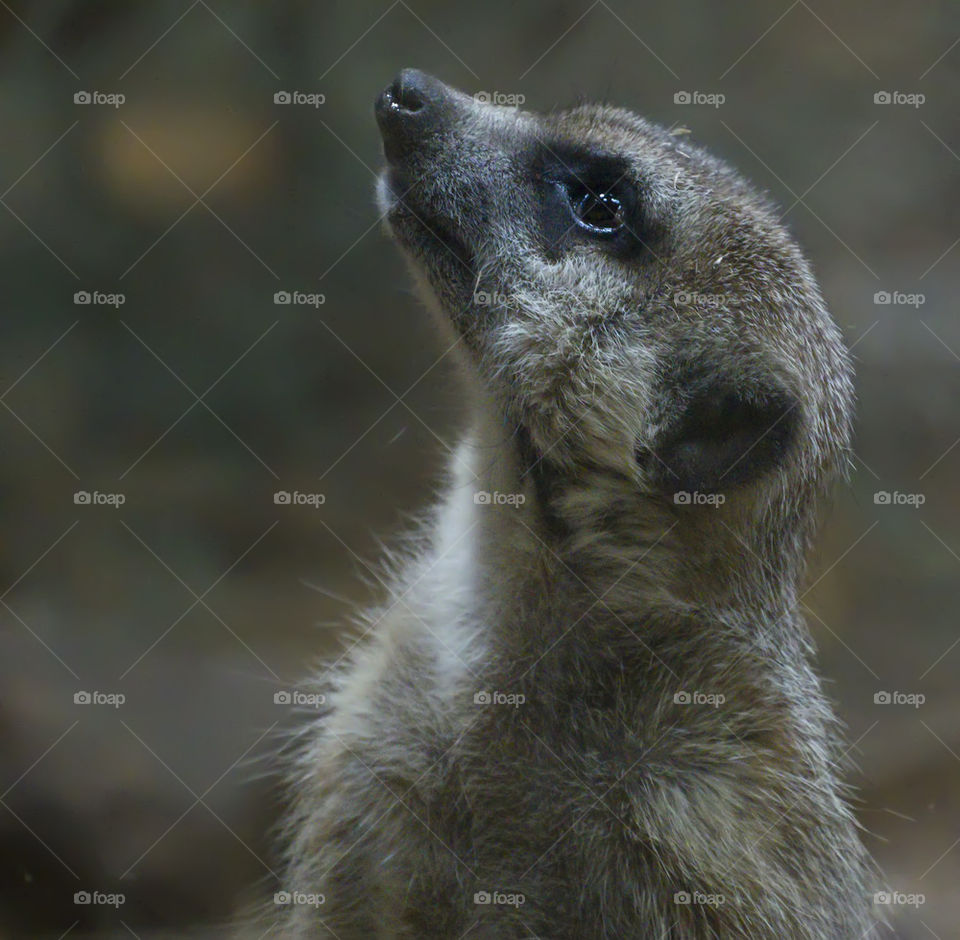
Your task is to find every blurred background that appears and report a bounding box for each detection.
[0,1,957,936]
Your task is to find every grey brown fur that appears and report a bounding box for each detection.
[278,71,879,937]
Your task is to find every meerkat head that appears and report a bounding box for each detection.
[375,70,853,590]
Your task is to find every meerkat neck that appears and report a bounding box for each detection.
[432,385,803,656]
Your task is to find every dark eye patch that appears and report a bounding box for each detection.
[530,142,656,261]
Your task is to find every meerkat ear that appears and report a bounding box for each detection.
[645,383,798,497]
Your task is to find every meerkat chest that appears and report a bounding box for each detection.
[381,694,656,934]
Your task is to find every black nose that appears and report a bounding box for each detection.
[375,69,449,162]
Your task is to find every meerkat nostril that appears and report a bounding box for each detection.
[375,70,449,161]
[390,80,426,114]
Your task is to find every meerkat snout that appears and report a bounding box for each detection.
[375,68,448,161]
[274,73,878,939]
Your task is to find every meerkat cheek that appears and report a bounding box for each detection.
[651,385,799,496]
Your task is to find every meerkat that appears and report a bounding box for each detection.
[278,70,879,938]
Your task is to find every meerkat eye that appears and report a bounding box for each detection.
[533,147,647,256]
[572,190,625,234]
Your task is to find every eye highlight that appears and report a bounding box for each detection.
[571,188,625,234]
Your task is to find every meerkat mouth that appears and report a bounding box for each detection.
[412,212,474,271]
[378,169,474,273]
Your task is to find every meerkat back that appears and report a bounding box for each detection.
[277,71,879,939]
